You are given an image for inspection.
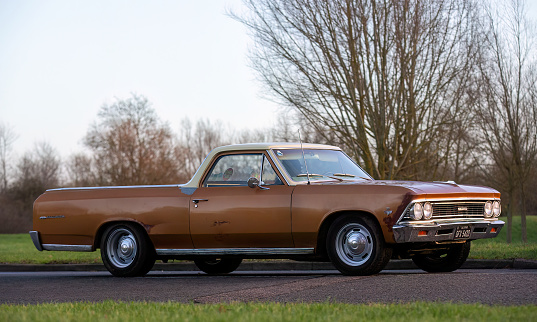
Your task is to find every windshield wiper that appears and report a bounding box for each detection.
[333,173,372,180]
[333,173,355,177]
[297,173,344,182]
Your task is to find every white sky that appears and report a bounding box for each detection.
[0,0,281,158]
[1,1,537,159]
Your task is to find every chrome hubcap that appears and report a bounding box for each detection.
[335,223,373,266]
[346,232,367,254]
[119,236,135,257]
[106,228,137,268]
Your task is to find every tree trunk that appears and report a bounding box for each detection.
[506,198,513,244]
[520,185,528,243]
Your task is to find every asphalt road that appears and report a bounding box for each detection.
[1,269,536,305]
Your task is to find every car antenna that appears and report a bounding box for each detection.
[298,130,311,185]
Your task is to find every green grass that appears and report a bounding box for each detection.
[0,234,102,264]
[0,216,535,264]
[1,301,536,322]
[470,216,537,260]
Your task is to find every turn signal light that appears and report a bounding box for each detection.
[491,228,497,233]
[418,231,428,236]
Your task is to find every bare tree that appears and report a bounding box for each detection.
[177,117,283,178]
[235,127,274,144]
[11,142,61,205]
[178,118,232,178]
[83,94,186,185]
[271,109,342,145]
[0,142,60,233]
[233,0,481,180]
[65,153,95,187]
[0,123,17,192]
[474,0,537,243]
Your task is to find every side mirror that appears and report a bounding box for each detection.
[247,177,260,188]
[248,177,270,190]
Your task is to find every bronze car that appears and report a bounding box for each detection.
[30,143,504,276]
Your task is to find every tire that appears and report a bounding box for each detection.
[411,241,471,273]
[194,258,243,274]
[326,215,391,276]
[100,223,156,277]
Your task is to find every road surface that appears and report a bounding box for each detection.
[1,269,535,305]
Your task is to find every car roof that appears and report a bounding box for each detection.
[182,142,341,188]
[210,142,341,153]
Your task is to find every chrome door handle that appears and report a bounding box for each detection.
[192,199,208,207]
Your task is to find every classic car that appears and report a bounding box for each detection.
[30,143,504,277]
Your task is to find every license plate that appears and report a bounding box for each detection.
[454,225,471,239]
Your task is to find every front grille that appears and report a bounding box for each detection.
[402,200,486,221]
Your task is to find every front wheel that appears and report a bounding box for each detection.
[326,215,391,276]
[412,241,470,273]
[194,258,243,274]
[100,223,156,277]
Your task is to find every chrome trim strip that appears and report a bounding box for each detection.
[47,184,181,192]
[398,218,502,226]
[29,231,43,251]
[401,217,500,225]
[407,197,500,203]
[42,244,94,252]
[266,149,293,186]
[156,247,315,256]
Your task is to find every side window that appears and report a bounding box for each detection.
[204,154,262,187]
[261,156,283,186]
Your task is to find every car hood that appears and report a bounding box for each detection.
[318,179,500,198]
[376,180,498,195]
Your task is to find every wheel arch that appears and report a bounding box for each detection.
[93,220,153,250]
[316,210,385,259]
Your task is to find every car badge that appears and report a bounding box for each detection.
[458,206,468,211]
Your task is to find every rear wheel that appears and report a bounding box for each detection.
[412,241,471,273]
[326,215,391,276]
[194,258,243,274]
[100,223,156,277]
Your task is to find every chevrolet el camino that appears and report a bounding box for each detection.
[30,143,504,276]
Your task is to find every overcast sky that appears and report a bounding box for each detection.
[1,1,537,159]
[0,0,281,158]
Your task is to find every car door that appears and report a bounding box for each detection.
[189,152,295,249]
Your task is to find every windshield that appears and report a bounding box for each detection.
[273,149,372,182]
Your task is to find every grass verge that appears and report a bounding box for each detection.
[1,301,536,322]
[470,216,537,260]
[0,216,535,264]
[0,234,101,264]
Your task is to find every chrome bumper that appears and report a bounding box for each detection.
[392,219,504,243]
[29,231,43,251]
[28,231,93,252]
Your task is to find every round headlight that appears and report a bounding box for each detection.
[423,202,433,220]
[493,201,501,217]
[484,201,493,218]
[410,203,423,221]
